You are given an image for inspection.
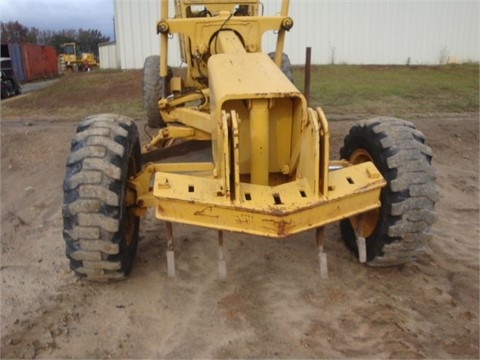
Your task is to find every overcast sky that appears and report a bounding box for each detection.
[1,0,115,40]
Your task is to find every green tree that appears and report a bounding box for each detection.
[49,30,77,54]
[0,21,30,43]
[36,29,54,46]
[77,28,110,56]
[0,21,110,57]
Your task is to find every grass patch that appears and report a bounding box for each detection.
[293,63,479,115]
[1,69,144,121]
[1,64,477,121]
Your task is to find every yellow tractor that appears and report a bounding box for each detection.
[59,42,98,73]
[62,0,438,280]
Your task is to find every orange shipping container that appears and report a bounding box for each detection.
[20,43,58,82]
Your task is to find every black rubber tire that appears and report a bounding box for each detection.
[340,117,438,266]
[62,114,141,280]
[268,52,294,83]
[143,55,172,128]
[13,79,21,95]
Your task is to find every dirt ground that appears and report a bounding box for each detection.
[0,110,478,358]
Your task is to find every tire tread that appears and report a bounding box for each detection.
[340,117,438,266]
[63,114,140,280]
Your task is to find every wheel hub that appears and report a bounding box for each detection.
[349,148,380,238]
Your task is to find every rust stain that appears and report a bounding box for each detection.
[357,179,386,192]
[253,91,299,98]
[234,214,254,225]
[193,206,219,218]
[262,218,292,237]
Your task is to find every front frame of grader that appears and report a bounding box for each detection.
[62,0,437,281]
[130,0,385,272]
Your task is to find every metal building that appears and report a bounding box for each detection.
[101,0,479,69]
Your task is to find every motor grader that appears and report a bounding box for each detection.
[62,0,437,281]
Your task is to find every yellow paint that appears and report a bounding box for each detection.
[128,0,387,240]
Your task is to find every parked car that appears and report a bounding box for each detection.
[1,57,21,99]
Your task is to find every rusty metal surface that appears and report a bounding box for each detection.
[20,43,58,82]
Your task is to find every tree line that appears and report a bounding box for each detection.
[0,21,110,57]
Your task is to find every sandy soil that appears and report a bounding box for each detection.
[0,112,478,359]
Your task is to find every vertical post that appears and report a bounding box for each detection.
[316,227,328,279]
[273,31,285,67]
[273,0,290,67]
[280,0,290,16]
[304,47,312,105]
[166,221,175,277]
[218,231,227,278]
[160,0,169,99]
[353,213,367,263]
[249,99,270,185]
[356,236,367,263]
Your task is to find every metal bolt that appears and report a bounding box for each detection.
[281,17,294,31]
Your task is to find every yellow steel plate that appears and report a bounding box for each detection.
[153,162,385,238]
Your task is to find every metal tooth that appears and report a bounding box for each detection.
[319,252,328,280]
[356,236,367,263]
[166,222,175,277]
[316,227,328,279]
[218,231,227,279]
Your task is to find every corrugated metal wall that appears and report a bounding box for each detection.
[111,0,479,69]
[264,0,480,65]
[114,0,172,69]
[7,44,25,82]
[20,44,58,82]
[1,43,58,82]
[99,41,120,69]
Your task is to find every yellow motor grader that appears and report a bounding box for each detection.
[62,0,437,280]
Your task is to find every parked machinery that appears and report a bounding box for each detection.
[59,42,98,73]
[0,57,21,99]
[62,0,437,280]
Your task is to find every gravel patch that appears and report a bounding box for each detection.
[20,78,61,94]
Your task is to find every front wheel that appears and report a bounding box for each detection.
[340,117,438,266]
[143,55,172,128]
[62,114,141,280]
[268,52,294,83]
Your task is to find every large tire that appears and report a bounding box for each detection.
[268,52,294,83]
[339,117,438,266]
[143,55,171,128]
[63,114,141,280]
